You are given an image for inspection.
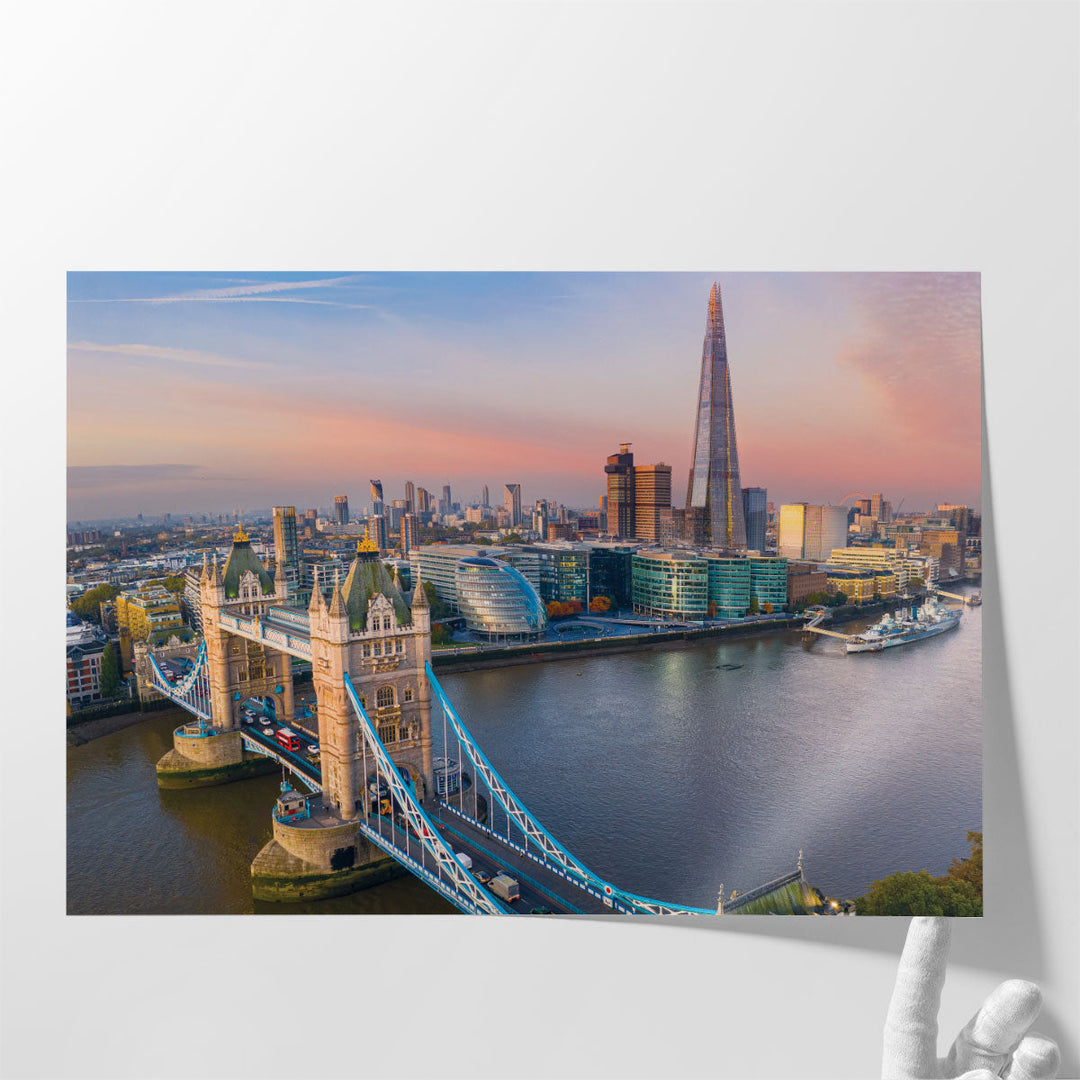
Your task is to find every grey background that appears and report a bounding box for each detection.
[2,2,1077,1078]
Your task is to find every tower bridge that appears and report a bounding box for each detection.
[151,527,812,915]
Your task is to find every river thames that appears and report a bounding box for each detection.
[67,593,981,915]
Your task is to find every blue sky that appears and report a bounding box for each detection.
[67,271,982,520]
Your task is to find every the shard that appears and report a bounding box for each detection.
[685,282,747,549]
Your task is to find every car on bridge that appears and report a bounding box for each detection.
[473,869,492,885]
[306,743,319,756]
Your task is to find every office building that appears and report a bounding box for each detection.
[370,479,384,517]
[605,443,635,538]
[66,613,108,709]
[741,487,767,552]
[778,503,848,561]
[481,484,489,508]
[632,551,708,620]
[685,283,747,549]
[749,557,788,611]
[633,463,672,543]
[588,545,634,608]
[333,495,350,529]
[271,506,299,567]
[531,500,549,538]
[441,484,452,513]
[526,543,591,604]
[504,483,523,527]
[705,556,751,618]
[454,558,547,641]
[404,481,415,513]
[400,513,418,554]
[787,562,829,607]
[366,515,388,551]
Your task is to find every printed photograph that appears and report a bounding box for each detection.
[66,272,983,916]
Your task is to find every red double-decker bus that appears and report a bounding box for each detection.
[275,728,301,752]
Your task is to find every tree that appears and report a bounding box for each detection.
[163,574,186,594]
[430,623,454,646]
[855,832,983,916]
[70,583,120,625]
[748,595,760,615]
[706,600,718,618]
[99,642,121,696]
[503,532,523,545]
[590,595,612,613]
[762,602,773,614]
[475,536,493,546]
[422,580,451,620]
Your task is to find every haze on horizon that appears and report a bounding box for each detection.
[67,271,982,522]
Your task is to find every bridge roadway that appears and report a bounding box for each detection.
[239,722,615,914]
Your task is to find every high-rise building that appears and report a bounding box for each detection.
[741,487,767,552]
[417,488,431,515]
[531,500,549,537]
[504,483,523,527]
[400,513,418,554]
[685,283,747,550]
[333,495,350,530]
[481,484,489,508]
[442,484,452,511]
[633,463,672,543]
[604,443,635,538]
[366,514,388,551]
[271,506,299,566]
[404,481,415,513]
[778,504,848,561]
[370,479,384,517]
[388,499,407,533]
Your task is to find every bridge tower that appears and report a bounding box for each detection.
[155,530,294,789]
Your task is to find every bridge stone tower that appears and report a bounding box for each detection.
[309,536,434,817]
[199,528,295,731]
[155,529,295,789]
[251,535,435,901]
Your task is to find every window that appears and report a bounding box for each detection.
[382,616,391,631]
[376,685,395,709]
[362,643,371,658]
[373,642,381,657]
[403,686,414,703]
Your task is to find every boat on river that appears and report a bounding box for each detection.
[846,596,961,654]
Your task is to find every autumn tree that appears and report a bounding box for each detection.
[589,595,612,613]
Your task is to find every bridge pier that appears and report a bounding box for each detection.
[155,727,277,789]
[250,795,404,902]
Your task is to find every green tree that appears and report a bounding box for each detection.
[502,532,523,544]
[422,580,451,620]
[70,583,120,625]
[856,833,983,916]
[475,536,493,546]
[748,595,760,615]
[99,642,121,696]
[163,574,186,594]
[430,623,454,646]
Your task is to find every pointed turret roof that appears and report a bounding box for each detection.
[328,583,348,619]
[222,529,274,599]
[411,571,430,610]
[341,541,410,630]
[308,567,324,614]
[200,553,210,584]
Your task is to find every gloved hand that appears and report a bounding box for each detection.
[883,917,1060,1079]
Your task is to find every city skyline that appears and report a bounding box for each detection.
[67,272,982,519]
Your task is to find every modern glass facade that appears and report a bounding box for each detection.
[525,545,590,604]
[749,557,788,611]
[454,557,548,640]
[706,556,751,618]
[589,545,634,608]
[632,552,708,619]
[741,487,767,552]
[604,444,635,538]
[685,283,747,549]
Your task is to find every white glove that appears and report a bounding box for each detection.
[883,917,1060,1079]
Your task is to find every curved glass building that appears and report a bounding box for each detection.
[454,557,548,640]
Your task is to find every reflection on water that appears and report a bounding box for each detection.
[68,596,980,914]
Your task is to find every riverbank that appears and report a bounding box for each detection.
[430,598,903,674]
[67,705,178,746]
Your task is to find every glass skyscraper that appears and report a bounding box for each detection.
[742,487,767,552]
[685,283,747,550]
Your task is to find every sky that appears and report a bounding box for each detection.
[66,272,982,521]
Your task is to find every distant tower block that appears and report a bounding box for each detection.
[685,283,748,550]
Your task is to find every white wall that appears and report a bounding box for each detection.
[2,3,1077,1077]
